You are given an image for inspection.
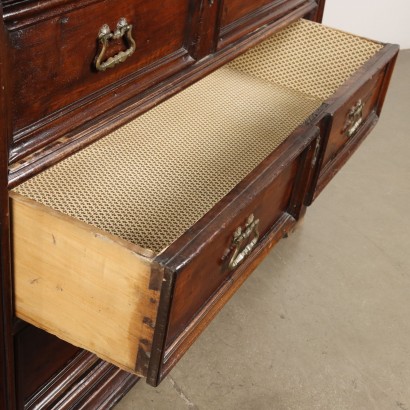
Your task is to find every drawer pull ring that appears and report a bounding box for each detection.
[228,214,260,271]
[95,18,136,72]
[344,99,364,138]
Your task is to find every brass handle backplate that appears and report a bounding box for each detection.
[343,99,364,138]
[227,214,260,271]
[95,18,136,72]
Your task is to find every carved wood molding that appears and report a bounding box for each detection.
[25,351,138,409]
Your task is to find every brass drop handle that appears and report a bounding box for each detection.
[95,18,136,72]
[228,214,260,271]
[344,99,364,138]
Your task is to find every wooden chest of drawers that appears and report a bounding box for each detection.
[0,0,398,408]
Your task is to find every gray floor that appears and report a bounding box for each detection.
[116,50,410,410]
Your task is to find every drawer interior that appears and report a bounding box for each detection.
[13,20,382,254]
[13,67,320,254]
[11,19,384,378]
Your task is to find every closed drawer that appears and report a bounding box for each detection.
[217,0,313,49]
[11,19,397,387]
[8,0,196,162]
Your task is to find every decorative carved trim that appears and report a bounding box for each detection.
[25,351,138,409]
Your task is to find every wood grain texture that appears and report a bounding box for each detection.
[165,153,298,345]
[305,44,399,203]
[0,0,399,406]
[322,70,385,166]
[8,2,316,185]
[10,0,193,136]
[217,0,314,49]
[221,0,284,27]
[314,112,379,198]
[0,4,16,408]
[11,192,160,376]
[147,126,319,386]
[160,213,297,383]
[3,0,105,29]
[155,130,317,382]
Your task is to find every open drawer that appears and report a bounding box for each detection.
[10,19,398,387]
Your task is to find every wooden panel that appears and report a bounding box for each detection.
[8,5,316,184]
[0,2,16,408]
[15,325,80,406]
[146,126,319,386]
[161,213,297,382]
[322,71,385,167]
[10,0,193,154]
[307,44,399,203]
[217,0,312,49]
[11,192,160,376]
[221,0,284,27]
[166,160,298,345]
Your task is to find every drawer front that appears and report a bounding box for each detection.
[310,44,399,201]
[148,127,319,385]
[322,72,385,167]
[9,0,194,160]
[217,0,312,49]
[166,161,297,344]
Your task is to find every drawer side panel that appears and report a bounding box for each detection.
[11,193,159,376]
[322,71,385,167]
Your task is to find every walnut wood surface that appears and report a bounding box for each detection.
[161,213,298,381]
[9,0,194,138]
[217,0,313,49]
[165,133,310,346]
[7,0,317,186]
[0,0,401,408]
[322,70,385,166]
[313,45,398,198]
[221,0,283,27]
[305,44,399,203]
[147,126,319,386]
[0,4,16,408]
